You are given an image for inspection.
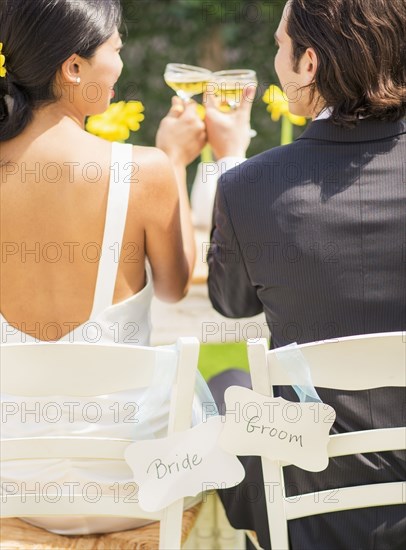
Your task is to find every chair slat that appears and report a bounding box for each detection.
[267,333,406,389]
[0,343,175,396]
[0,495,161,521]
[285,482,405,520]
[328,427,406,458]
[1,437,132,461]
[169,338,200,433]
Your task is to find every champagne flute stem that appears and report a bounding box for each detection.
[281,115,293,145]
[177,91,193,102]
[200,144,214,163]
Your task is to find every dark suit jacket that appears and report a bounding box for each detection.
[207,118,406,549]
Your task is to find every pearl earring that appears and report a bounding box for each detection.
[76,77,81,84]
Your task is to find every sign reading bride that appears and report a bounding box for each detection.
[124,416,245,512]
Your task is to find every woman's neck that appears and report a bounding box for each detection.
[33,102,85,131]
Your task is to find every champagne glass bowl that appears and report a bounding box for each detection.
[164,63,212,102]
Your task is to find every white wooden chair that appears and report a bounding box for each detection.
[247,332,406,550]
[0,338,201,550]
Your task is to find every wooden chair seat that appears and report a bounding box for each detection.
[0,505,201,550]
[245,530,262,550]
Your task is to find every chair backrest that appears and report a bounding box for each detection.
[0,337,200,550]
[247,332,406,550]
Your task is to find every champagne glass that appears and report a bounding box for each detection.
[211,69,258,136]
[164,63,212,102]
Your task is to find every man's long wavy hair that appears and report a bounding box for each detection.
[287,0,406,127]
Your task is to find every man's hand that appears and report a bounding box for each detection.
[204,84,256,160]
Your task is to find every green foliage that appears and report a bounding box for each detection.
[198,342,249,381]
[118,0,301,160]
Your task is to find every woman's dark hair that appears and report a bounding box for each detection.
[287,0,406,127]
[0,0,122,141]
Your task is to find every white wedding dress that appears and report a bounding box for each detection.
[0,142,207,535]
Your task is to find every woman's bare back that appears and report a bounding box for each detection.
[0,121,148,340]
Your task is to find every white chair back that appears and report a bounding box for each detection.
[0,337,200,550]
[247,332,406,550]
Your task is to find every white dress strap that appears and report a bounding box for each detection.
[90,142,134,319]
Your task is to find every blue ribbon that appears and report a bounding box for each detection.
[275,343,322,403]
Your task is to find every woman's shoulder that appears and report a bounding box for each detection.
[129,145,177,194]
[131,145,172,172]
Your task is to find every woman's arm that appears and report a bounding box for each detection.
[135,99,206,302]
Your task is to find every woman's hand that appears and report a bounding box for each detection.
[156,97,207,167]
[204,84,256,159]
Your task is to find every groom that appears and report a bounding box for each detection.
[206,0,406,548]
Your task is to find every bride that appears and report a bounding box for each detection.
[0,0,207,535]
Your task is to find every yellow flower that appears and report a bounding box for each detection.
[0,43,7,78]
[86,100,145,142]
[263,85,306,126]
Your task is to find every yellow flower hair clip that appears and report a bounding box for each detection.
[0,43,7,78]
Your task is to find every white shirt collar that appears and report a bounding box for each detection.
[315,106,368,121]
[314,107,333,120]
